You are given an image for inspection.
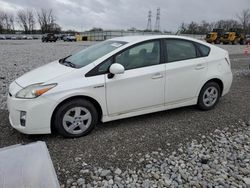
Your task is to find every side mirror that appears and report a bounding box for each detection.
[109,63,125,75]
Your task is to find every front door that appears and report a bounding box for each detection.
[105,40,165,115]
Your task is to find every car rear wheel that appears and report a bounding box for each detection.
[54,99,98,137]
[197,82,221,110]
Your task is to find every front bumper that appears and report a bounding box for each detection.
[7,90,56,134]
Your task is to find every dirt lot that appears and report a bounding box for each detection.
[0,40,250,186]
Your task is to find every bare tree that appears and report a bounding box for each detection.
[17,10,28,33]
[3,13,10,31]
[214,19,241,31]
[9,14,15,31]
[0,11,4,33]
[237,9,250,33]
[0,11,15,33]
[17,9,35,34]
[37,8,57,33]
[27,10,35,32]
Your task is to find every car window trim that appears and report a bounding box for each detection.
[164,38,209,63]
[85,39,163,77]
[194,42,211,57]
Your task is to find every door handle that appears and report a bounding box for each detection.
[195,64,205,70]
[152,73,163,79]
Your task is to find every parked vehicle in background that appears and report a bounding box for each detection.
[205,28,225,44]
[55,34,65,40]
[22,36,27,40]
[63,34,77,42]
[246,34,250,44]
[27,36,33,40]
[5,36,11,40]
[42,33,58,42]
[221,28,246,45]
[11,36,17,40]
[7,35,233,138]
[0,35,6,40]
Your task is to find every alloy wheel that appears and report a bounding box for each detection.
[62,107,92,135]
[202,86,219,107]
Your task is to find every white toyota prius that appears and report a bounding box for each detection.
[7,35,233,137]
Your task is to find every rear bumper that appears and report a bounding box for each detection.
[221,71,233,96]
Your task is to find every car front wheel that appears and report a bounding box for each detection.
[197,82,221,110]
[54,99,98,137]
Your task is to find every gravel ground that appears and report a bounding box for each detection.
[0,40,250,187]
[61,121,250,188]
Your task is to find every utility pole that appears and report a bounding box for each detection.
[146,10,152,31]
[154,8,160,32]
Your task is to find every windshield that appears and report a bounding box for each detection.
[63,40,127,68]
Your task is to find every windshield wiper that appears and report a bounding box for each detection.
[62,60,76,68]
[59,55,71,63]
[59,55,77,68]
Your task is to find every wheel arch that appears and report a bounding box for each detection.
[50,95,103,133]
[199,78,224,97]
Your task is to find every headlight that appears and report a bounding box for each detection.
[16,83,57,99]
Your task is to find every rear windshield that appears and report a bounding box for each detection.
[65,40,127,68]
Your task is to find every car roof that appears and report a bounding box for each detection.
[109,35,210,47]
[109,35,203,44]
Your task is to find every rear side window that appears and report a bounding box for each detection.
[166,39,197,62]
[196,43,210,57]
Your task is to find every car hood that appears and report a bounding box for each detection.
[15,60,75,87]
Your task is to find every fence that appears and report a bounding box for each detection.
[0,32,206,41]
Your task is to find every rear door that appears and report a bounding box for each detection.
[164,39,208,104]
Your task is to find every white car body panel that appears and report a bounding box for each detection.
[7,35,233,134]
[15,61,75,87]
[106,64,166,115]
[165,57,207,105]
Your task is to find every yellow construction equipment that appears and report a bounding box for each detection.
[221,28,246,45]
[205,28,225,44]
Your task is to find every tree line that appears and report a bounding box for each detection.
[0,8,61,34]
[179,9,250,34]
[1,8,250,35]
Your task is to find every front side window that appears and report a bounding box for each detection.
[166,39,197,62]
[63,40,127,68]
[114,40,160,70]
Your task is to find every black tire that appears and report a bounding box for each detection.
[54,99,98,138]
[197,82,221,111]
[215,38,220,44]
[239,39,245,45]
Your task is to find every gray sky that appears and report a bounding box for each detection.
[0,0,249,31]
